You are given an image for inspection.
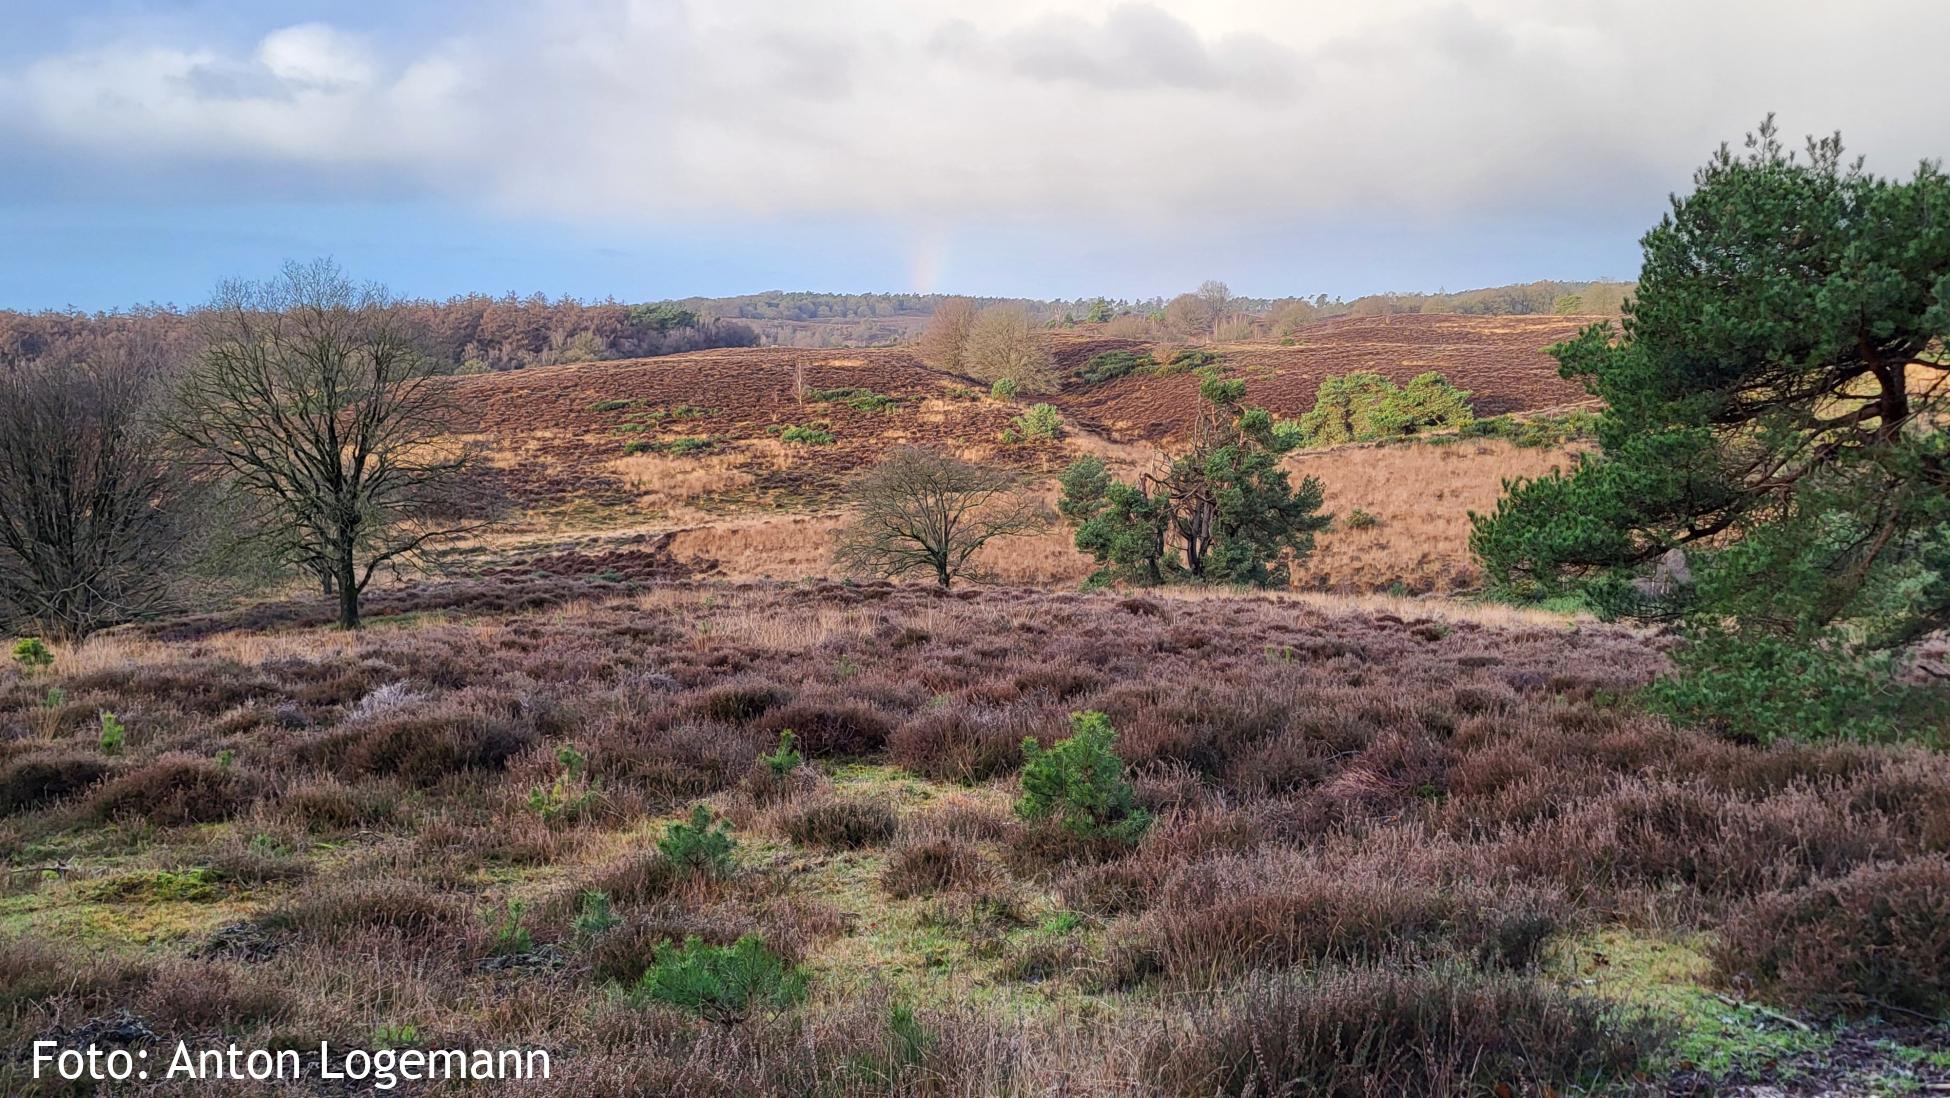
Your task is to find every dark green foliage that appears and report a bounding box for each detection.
[1059,375,1329,587]
[808,387,900,412]
[1645,628,1935,744]
[1160,348,1219,374]
[629,303,699,332]
[1343,509,1379,530]
[627,934,808,1023]
[1293,371,1475,446]
[1077,350,1155,384]
[1017,711,1150,845]
[97,710,125,755]
[1059,455,1171,585]
[778,423,836,445]
[591,399,636,413]
[1457,410,1601,449]
[1471,119,1950,742]
[659,803,737,878]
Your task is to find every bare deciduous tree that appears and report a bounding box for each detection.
[0,333,187,640]
[1163,292,1217,338]
[169,260,487,629]
[1197,280,1234,320]
[918,297,978,373]
[834,447,1046,589]
[964,305,1059,393]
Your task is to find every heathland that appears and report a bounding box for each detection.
[4,271,1948,1095]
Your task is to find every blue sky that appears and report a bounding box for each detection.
[3,1,1945,311]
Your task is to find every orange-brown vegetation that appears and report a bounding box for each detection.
[436,314,1598,595]
[1289,439,1584,593]
[1054,314,1596,442]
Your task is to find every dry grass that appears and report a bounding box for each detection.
[1287,437,1585,593]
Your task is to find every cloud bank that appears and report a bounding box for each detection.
[4,0,1943,236]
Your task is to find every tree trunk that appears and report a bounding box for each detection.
[935,557,952,589]
[336,552,360,629]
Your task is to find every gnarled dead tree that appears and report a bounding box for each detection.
[169,260,488,629]
[834,447,1045,589]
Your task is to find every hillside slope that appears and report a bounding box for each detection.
[438,314,1597,593]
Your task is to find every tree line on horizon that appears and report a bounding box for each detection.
[0,277,1634,371]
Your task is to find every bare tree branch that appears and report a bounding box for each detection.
[834,447,1046,589]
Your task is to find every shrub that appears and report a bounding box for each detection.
[1149,966,1653,1097]
[318,705,535,786]
[760,730,802,778]
[591,399,635,412]
[1077,350,1153,385]
[882,838,989,898]
[1646,627,1930,744]
[11,637,53,671]
[1132,855,1564,982]
[485,898,534,955]
[528,743,600,823]
[808,387,899,412]
[778,798,897,850]
[573,891,622,938]
[1343,508,1380,530]
[695,680,793,723]
[97,710,126,755]
[1017,711,1151,846]
[1001,403,1062,443]
[989,378,1018,399]
[1712,855,1950,1017]
[278,776,395,832]
[627,933,809,1023]
[779,423,835,445]
[89,755,255,826]
[0,752,110,815]
[276,877,462,941]
[1161,348,1219,373]
[1293,371,1475,446]
[589,852,683,906]
[754,697,894,757]
[659,804,737,878]
[889,707,1029,782]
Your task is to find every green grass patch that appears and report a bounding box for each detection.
[1565,930,1830,1082]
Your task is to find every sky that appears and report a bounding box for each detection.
[2,0,1946,311]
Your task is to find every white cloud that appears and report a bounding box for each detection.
[6,0,1948,234]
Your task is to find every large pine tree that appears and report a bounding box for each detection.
[1471,119,1950,739]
